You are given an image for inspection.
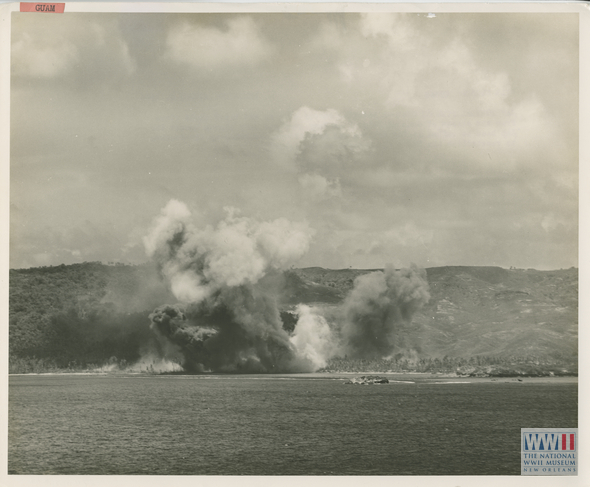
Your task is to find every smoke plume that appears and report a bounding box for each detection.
[143,200,317,372]
[144,201,313,302]
[339,265,430,359]
[289,305,335,370]
[142,200,430,373]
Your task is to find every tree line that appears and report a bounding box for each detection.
[318,356,577,377]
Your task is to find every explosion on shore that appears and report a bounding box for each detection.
[141,199,430,373]
[143,200,317,372]
[340,265,431,359]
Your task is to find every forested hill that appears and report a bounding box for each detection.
[294,266,578,373]
[8,262,578,374]
[9,262,175,371]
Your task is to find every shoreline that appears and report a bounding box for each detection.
[8,371,579,384]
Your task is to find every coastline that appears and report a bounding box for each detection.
[8,371,579,384]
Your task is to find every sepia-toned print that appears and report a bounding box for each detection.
[6,4,581,481]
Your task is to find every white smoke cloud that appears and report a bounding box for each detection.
[144,200,314,303]
[289,266,430,370]
[125,354,184,374]
[340,265,430,359]
[290,305,336,370]
[143,202,431,373]
[255,217,316,268]
[169,271,209,304]
[143,199,192,258]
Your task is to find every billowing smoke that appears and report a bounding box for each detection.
[289,305,335,370]
[142,200,430,373]
[286,266,430,368]
[339,265,430,359]
[149,304,218,372]
[143,200,317,373]
[144,201,313,302]
[148,286,322,373]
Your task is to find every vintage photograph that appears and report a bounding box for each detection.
[6,3,581,480]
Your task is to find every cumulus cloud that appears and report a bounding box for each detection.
[11,15,135,81]
[271,106,347,164]
[306,223,434,271]
[309,13,563,178]
[412,38,557,169]
[359,12,417,51]
[298,173,342,200]
[9,13,577,273]
[12,31,78,79]
[165,16,273,70]
[367,224,434,256]
[271,106,371,198]
[297,124,372,175]
[355,13,512,115]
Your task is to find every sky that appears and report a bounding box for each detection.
[9,11,579,270]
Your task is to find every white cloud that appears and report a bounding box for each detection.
[271,106,348,165]
[11,16,135,80]
[311,15,564,178]
[297,123,371,173]
[310,22,344,51]
[541,213,559,233]
[165,17,273,70]
[301,221,435,270]
[271,106,371,196]
[298,173,342,200]
[359,12,417,51]
[12,29,79,78]
[10,219,135,268]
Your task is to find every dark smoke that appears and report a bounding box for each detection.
[147,264,430,372]
[149,304,217,373]
[142,200,430,373]
[339,264,430,359]
[142,200,317,373]
[149,285,305,373]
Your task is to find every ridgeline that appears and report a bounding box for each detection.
[9,262,578,376]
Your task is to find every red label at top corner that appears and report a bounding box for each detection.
[20,3,65,13]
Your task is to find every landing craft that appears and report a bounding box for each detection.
[344,375,390,385]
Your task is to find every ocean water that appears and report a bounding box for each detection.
[8,375,577,475]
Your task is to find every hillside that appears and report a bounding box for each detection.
[290,266,577,361]
[417,266,577,362]
[8,263,577,374]
[290,266,577,374]
[9,262,175,372]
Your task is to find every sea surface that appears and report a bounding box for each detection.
[8,374,577,475]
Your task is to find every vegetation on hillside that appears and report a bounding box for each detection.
[318,355,577,377]
[295,265,578,364]
[8,262,578,375]
[9,262,174,373]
